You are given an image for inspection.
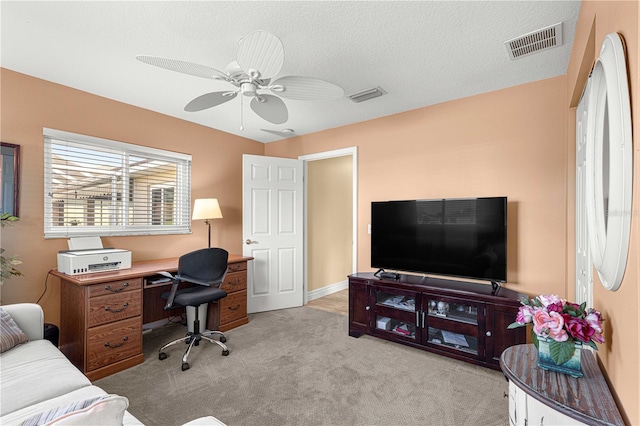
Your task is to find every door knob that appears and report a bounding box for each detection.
[245,239,258,245]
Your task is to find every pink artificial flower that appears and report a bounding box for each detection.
[563,316,594,343]
[585,310,604,333]
[585,310,605,344]
[533,310,568,342]
[537,294,563,307]
[515,305,535,324]
[546,301,563,313]
[591,331,605,344]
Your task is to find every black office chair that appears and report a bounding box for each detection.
[156,248,230,371]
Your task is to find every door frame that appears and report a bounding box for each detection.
[299,147,358,304]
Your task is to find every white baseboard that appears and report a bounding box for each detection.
[306,280,348,302]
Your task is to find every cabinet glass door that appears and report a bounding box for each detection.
[424,296,482,356]
[373,287,419,342]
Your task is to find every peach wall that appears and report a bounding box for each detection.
[566,1,640,424]
[307,156,353,291]
[0,69,264,326]
[268,76,569,300]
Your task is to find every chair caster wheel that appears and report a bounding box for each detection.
[159,352,167,360]
[220,336,227,343]
[181,362,190,371]
[222,349,230,356]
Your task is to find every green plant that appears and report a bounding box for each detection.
[1,213,22,284]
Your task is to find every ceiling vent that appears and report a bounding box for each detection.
[504,22,563,60]
[347,87,387,103]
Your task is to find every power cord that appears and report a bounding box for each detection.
[36,270,54,304]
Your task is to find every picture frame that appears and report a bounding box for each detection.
[1,142,20,217]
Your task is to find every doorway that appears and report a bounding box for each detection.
[300,147,357,304]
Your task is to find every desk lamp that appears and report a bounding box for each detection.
[192,198,223,248]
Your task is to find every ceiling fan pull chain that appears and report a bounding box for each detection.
[239,92,244,131]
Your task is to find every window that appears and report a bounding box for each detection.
[44,128,191,238]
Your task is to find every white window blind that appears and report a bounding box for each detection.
[44,128,192,238]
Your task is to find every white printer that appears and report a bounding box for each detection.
[57,237,132,275]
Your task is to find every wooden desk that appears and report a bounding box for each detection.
[52,254,253,381]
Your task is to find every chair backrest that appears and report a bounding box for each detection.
[177,248,229,284]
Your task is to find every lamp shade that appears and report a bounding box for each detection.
[192,198,223,220]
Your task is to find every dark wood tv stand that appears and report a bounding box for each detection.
[349,272,527,370]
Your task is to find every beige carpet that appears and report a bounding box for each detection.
[95,307,508,426]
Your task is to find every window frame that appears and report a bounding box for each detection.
[44,128,192,239]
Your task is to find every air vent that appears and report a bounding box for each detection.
[347,87,387,103]
[504,22,563,60]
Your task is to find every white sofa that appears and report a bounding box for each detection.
[0,303,224,426]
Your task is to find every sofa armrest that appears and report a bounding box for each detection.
[1,303,44,340]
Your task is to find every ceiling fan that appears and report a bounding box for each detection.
[136,30,344,128]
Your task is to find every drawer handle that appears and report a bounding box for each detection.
[228,304,241,311]
[104,282,129,292]
[104,336,128,349]
[105,302,129,313]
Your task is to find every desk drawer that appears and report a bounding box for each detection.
[89,278,142,298]
[87,317,142,371]
[88,290,142,327]
[221,272,247,293]
[220,290,247,325]
[227,262,247,273]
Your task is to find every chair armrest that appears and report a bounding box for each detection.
[177,271,227,288]
[156,271,174,280]
[156,271,179,310]
[1,303,44,340]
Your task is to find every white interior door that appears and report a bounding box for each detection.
[575,80,593,307]
[243,154,304,313]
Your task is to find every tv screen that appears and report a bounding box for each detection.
[371,197,507,282]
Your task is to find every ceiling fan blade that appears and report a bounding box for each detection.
[184,91,237,112]
[136,55,229,81]
[271,76,344,101]
[250,94,288,124]
[261,129,295,138]
[236,31,284,79]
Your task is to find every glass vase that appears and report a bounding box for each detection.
[537,338,583,378]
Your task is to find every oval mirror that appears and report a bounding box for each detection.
[585,33,633,291]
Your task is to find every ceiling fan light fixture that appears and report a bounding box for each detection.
[225,61,244,79]
[248,69,261,80]
[241,82,257,96]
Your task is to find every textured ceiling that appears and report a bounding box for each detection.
[1,1,581,143]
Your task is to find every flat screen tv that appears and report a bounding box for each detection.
[371,197,507,283]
